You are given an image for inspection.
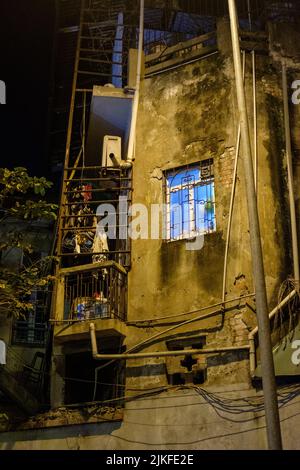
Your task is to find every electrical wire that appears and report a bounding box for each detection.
[273,278,300,344]
[192,383,300,423]
[4,347,173,393]
[6,342,300,419]
[24,382,300,427]
[127,292,255,325]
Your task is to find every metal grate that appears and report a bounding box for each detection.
[11,322,48,347]
[64,265,127,322]
[165,160,216,242]
[59,166,131,268]
[11,289,50,347]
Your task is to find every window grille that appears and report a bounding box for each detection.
[165,160,216,241]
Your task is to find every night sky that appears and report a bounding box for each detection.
[0,0,55,177]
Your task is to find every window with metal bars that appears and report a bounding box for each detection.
[11,289,48,347]
[11,252,48,347]
[165,160,216,241]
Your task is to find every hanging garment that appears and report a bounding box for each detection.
[81,184,92,202]
[66,184,94,254]
[92,226,109,263]
[75,235,81,254]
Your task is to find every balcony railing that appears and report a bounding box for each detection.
[145,31,218,76]
[55,261,127,323]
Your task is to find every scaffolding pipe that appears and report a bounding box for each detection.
[89,323,249,360]
[282,61,300,289]
[55,0,84,257]
[222,51,245,303]
[228,0,282,450]
[121,0,144,168]
[249,289,298,376]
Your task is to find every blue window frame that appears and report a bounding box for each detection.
[165,160,216,241]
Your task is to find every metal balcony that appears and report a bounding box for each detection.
[52,261,127,341]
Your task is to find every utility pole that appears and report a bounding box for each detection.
[227,0,283,450]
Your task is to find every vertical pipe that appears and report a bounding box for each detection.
[126,0,144,163]
[249,336,256,376]
[252,50,258,192]
[282,61,300,289]
[222,51,246,303]
[228,0,282,450]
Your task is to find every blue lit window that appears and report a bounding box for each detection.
[165,161,216,241]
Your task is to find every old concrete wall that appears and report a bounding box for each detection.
[130,54,236,320]
[268,20,300,263]
[46,19,300,432]
[42,21,300,434]
[1,386,300,450]
[123,29,293,392]
[130,50,290,323]
[291,75,300,235]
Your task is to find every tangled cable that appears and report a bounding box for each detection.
[191,382,300,423]
[273,278,300,345]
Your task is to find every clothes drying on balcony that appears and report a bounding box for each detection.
[64,182,111,258]
[92,226,109,263]
[72,295,109,321]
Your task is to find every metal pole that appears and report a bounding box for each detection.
[228,0,282,450]
[252,50,258,192]
[282,61,300,288]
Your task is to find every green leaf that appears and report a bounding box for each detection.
[0,166,57,318]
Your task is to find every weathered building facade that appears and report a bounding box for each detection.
[1,0,300,450]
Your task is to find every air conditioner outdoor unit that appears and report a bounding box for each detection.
[102,135,122,167]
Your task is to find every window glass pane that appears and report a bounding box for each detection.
[195,182,216,233]
[170,187,190,239]
[167,168,200,188]
[170,191,181,239]
[166,162,215,241]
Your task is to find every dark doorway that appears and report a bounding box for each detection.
[65,350,125,405]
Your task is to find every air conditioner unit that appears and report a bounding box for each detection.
[102,135,122,167]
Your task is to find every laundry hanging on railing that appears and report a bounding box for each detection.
[92,225,109,263]
[81,184,92,202]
